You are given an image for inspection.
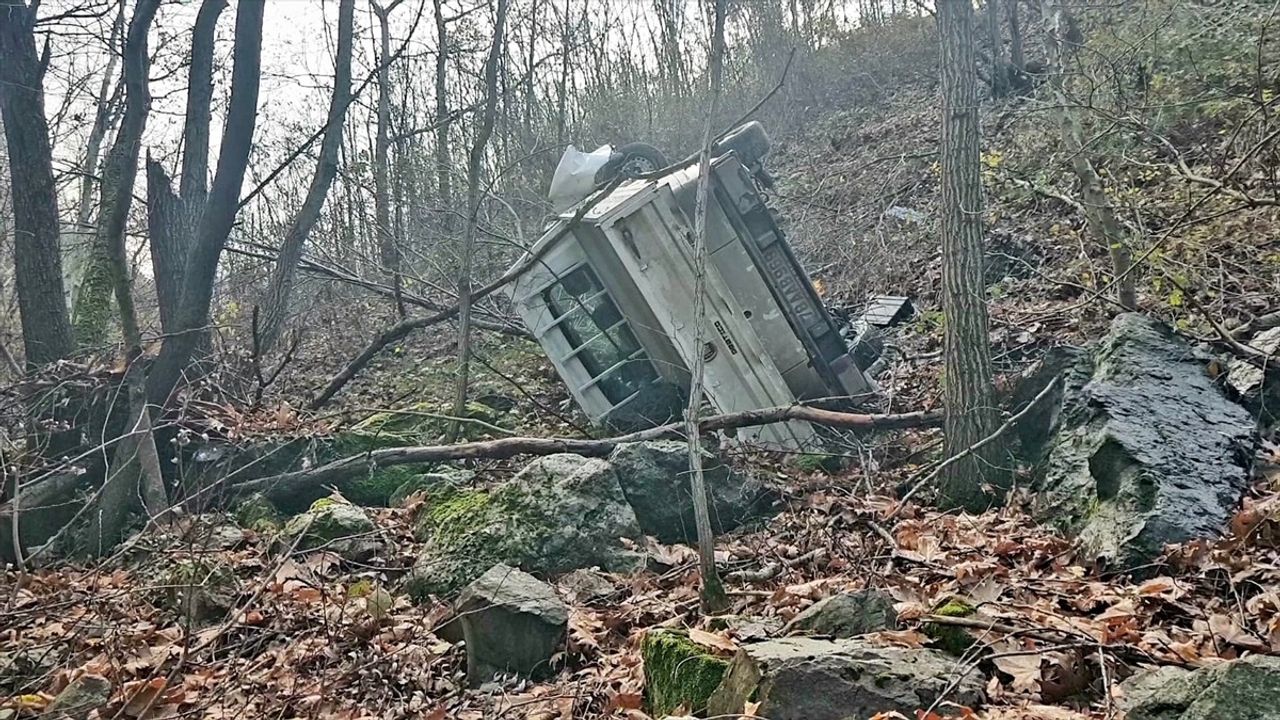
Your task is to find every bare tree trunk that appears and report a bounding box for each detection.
[257,0,355,351]
[0,0,74,369]
[686,0,730,615]
[1043,0,1138,311]
[85,0,166,552]
[449,0,509,440]
[986,0,1007,98]
[67,3,124,318]
[1007,0,1025,74]
[149,0,226,336]
[145,0,265,408]
[433,0,454,235]
[373,0,406,317]
[936,0,1005,512]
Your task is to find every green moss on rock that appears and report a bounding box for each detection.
[403,455,643,601]
[924,599,978,656]
[234,493,280,533]
[158,558,238,623]
[641,630,730,717]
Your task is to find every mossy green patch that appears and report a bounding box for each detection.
[234,493,280,533]
[157,558,238,623]
[924,598,978,656]
[641,630,729,717]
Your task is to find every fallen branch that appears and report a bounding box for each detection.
[230,404,943,499]
[307,175,629,411]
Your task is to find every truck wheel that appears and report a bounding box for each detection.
[599,142,668,183]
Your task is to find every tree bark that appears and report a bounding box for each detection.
[149,0,226,337]
[372,0,405,313]
[1043,0,1138,311]
[433,0,453,235]
[85,0,166,552]
[146,0,265,408]
[257,0,355,351]
[936,0,1005,511]
[67,2,124,329]
[448,0,509,440]
[686,0,730,615]
[0,0,75,369]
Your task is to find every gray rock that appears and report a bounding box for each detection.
[45,673,112,719]
[1119,655,1280,720]
[161,558,238,623]
[1036,314,1256,569]
[406,454,644,598]
[782,590,898,638]
[456,564,569,686]
[705,637,984,719]
[558,568,617,604]
[280,499,382,561]
[608,441,776,543]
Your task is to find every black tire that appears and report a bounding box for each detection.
[597,142,668,184]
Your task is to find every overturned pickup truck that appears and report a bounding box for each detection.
[507,123,875,449]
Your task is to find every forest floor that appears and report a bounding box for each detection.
[6,11,1280,719]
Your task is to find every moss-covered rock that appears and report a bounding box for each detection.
[279,498,382,561]
[641,630,729,717]
[404,454,643,600]
[387,466,476,508]
[1120,655,1280,720]
[923,598,978,656]
[234,493,281,533]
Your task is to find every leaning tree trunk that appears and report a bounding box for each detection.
[84,0,166,554]
[372,0,405,314]
[257,0,355,351]
[936,0,1006,512]
[67,2,123,337]
[1043,0,1138,311]
[0,0,74,369]
[433,0,454,236]
[448,0,510,440]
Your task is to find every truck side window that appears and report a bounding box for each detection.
[541,266,658,405]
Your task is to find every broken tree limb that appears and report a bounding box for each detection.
[229,404,943,500]
[307,175,629,411]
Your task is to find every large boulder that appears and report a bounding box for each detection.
[279,498,382,561]
[1118,655,1280,720]
[405,454,644,598]
[781,590,898,638]
[705,637,984,719]
[456,564,568,687]
[1034,314,1255,569]
[608,441,777,543]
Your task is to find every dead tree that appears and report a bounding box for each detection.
[257,0,355,351]
[0,0,75,368]
[1043,0,1138,311]
[84,0,166,552]
[936,0,1005,511]
[448,0,510,440]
